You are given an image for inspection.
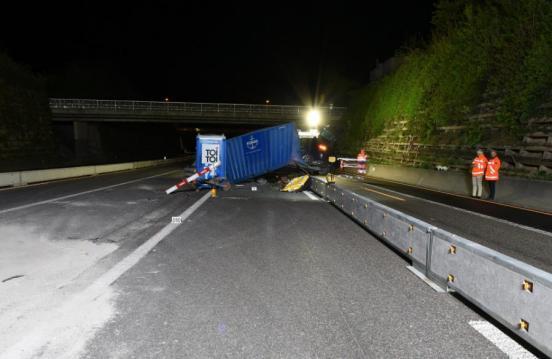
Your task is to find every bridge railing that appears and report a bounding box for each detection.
[49,98,346,117]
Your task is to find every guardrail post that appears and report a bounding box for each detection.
[426,228,433,278]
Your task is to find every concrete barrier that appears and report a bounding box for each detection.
[21,166,97,184]
[0,157,187,188]
[0,172,21,188]
[95,162,135,174]
[311,176,552,357]
[365,164,552,213]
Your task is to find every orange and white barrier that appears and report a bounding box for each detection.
[338,157,367,174]
[165,162,219,194]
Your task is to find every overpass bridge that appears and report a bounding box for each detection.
[49,98,346,126]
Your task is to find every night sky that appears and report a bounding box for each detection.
[0,1,434,105]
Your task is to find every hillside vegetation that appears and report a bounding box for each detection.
[340,0,552,153]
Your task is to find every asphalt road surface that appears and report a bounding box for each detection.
[0,165,540,358]
[333,175,552,274]
[356,174,552,232]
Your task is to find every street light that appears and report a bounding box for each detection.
[306,109,321,128]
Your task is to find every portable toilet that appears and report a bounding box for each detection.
[195,134,226,180]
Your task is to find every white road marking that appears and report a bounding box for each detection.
[360,182,552,238]
[303,191,320,201]
[469,320,536,358]
[0,169,179,215]
[361,174,552,216]
[361,185,406,201]
[1,191,211,359]
[406,266,445,293]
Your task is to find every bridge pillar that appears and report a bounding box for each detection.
[73,121,103,160]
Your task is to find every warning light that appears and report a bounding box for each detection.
[318,144,327,152]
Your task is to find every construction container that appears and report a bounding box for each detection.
[225,123,301,183]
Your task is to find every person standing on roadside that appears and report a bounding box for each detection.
[357,148,367,175]
[471,149,487,198]
[485,150,501,200]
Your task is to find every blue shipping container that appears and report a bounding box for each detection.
[225,123,301,183]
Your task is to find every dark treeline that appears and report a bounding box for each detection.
[0,53,53,159]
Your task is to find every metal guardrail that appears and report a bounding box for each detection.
[310,177,552,357]
[49,98,346,118]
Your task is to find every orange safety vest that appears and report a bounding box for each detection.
[357,150,367,173]
[357,150,367,165]
[471,155,488,176]
[485,157,501,181]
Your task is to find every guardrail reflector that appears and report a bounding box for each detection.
[407,247,413,255]
[408,224,414,232]
[448,245,457,255]
[519,319,529,331]
[522,280,534,293]
[447,274,455,283]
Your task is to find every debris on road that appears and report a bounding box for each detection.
[165,162,220,194]
[256,177,268,185]
[281,175,309,192]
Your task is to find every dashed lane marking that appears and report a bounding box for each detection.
[469,320,536,358]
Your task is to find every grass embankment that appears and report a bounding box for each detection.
[340,0,552,153]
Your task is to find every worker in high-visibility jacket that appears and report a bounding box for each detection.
[485,150,501,200]
[357,149,368,174]
[471,149,488,198]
